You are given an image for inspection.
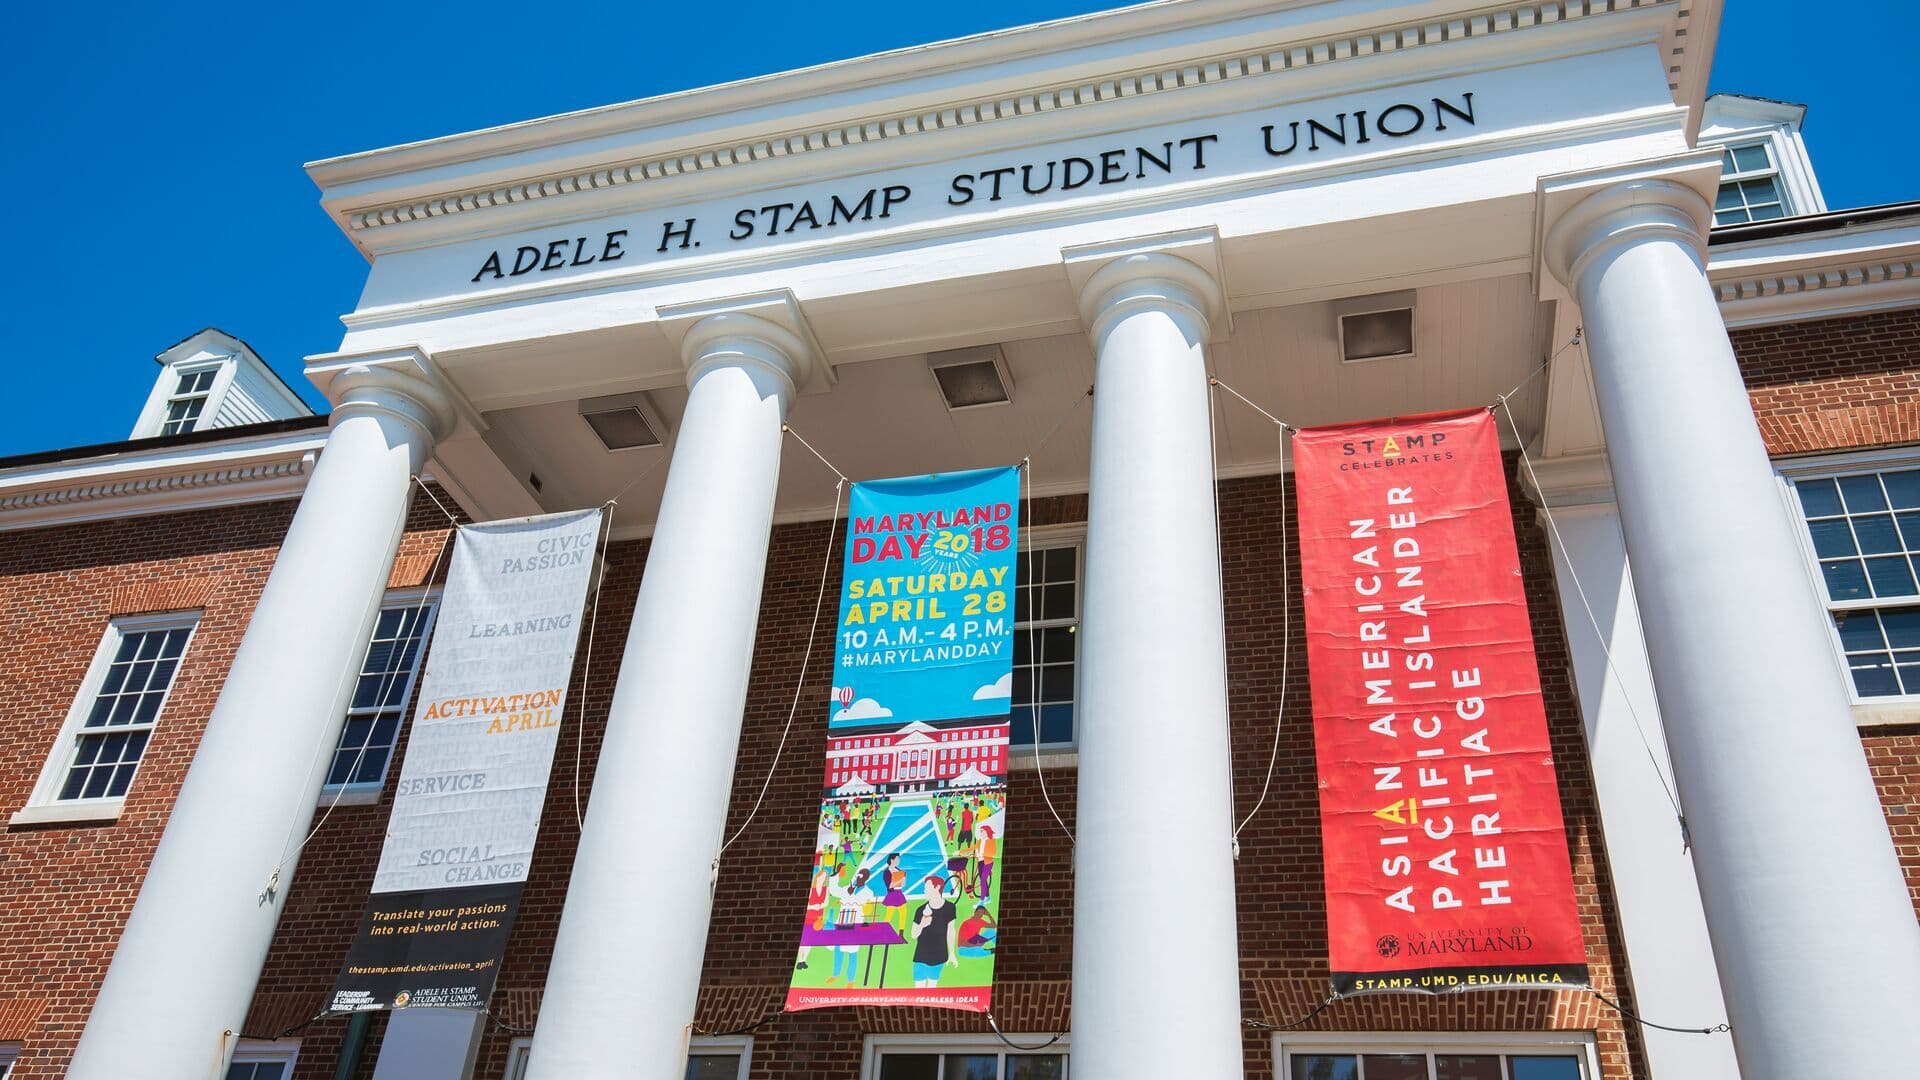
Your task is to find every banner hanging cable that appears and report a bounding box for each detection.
[570,501,620,830]
[1494,374,1687,843]
[567,450,674,830]
[716,474,847,869]
[1009,383,1094,848]
[265,475,457,900]
[1019,456,1075,847]
[1205,376,1295,851]
[1205,330,1689,849]
[712,421,853,865]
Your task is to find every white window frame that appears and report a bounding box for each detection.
[1274,1030,1598,1080]
[862,1032,1069,1079]
[1775,447,1920,724]
[1710,140,1791,226]
[157,362,225,436]
[319,588,440,806]
[506,1034,750,1079]
[1011,526,1084,767]
[11,611,201,826]
[227,1037,301,1077]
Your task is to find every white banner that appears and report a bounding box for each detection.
[373,506,602,894]
[332,507,603,1012]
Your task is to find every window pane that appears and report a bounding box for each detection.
[1896,512,1920,549]
[82,762,115,799]
[1509,1056,1583,1080]
[1808,518,1857,557]
[1852,515,1903,555]
[1881,608,1920,649]
[1037,703,1075,746]
[1885,471,1920,509]
[1749,199,1786,221]
[1852,656,1901,697]
[1291,1056,1359,1080]
[1866,556,1917,597]
[1732,143,1770,171]
[1714,184,1743,212]
[1361,1054,1429,1080]
[685,1053,740,1080]
[1897,653,1920,695]
[1823,559,1870,600]
[1834,610,1888,652]
[1798,478,1844,517]
[1838,475,1889,512]
[1044,546,1077,580]
[944,1054,1000,1080]
[1039,665,1074,702]
[1007,1054,1067,1080]
[1436,1056,1503,1080]
[877,1055,942,1080]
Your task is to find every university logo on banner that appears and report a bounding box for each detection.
[1293,411,1588,994]
[329,508,602,1013]
[786,467,1019,1013]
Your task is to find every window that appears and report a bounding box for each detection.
[867,1035,1067,1079]
[225,1040,299,1079]
[0,1045,16,1077]
[1012,539,1082,750]
[506,1036,750,1079]
[1713,143,1788,226]
[323,594,437,799]
[1788,465,1920,699]
[159,367,218,436]
[1276,1035,1595,1080]
[16,613,198,821]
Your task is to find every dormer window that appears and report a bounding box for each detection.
[159,368,218,435]
[1714,142,1788,226]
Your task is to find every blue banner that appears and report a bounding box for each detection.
[791,465,1019,1012]
[830,467,1021,727]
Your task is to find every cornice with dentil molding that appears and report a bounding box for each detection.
[343,0,1682,237]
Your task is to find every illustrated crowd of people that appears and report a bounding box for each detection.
[796,785,1005,989]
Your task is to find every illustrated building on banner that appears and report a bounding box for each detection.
[787,467,1019,1014]
[1292,412,1589,994]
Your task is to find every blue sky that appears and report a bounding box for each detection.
[2,2,1911,457]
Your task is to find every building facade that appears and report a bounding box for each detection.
[2,2,1919,1078]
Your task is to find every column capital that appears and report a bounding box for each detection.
[1544,176,1713,292]
[657,289,830,398]
[325,358,459,449]
[1063,228,1230,346]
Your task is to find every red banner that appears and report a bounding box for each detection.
[1294,410,1588,994]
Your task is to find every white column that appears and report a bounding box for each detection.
[526,299,815,1080]
[1546,179,1920,1078]
[69,363,454,1080]
[1528,477,1738,1080]
[1066,235,1244,1080]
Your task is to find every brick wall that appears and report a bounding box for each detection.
[0,498,295,1077]
[0,490,455,1080]
[1732,308,1920,455]
[246,469,1634,1079]
[1732,308,1920,934]
[26,296,1920,1078]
